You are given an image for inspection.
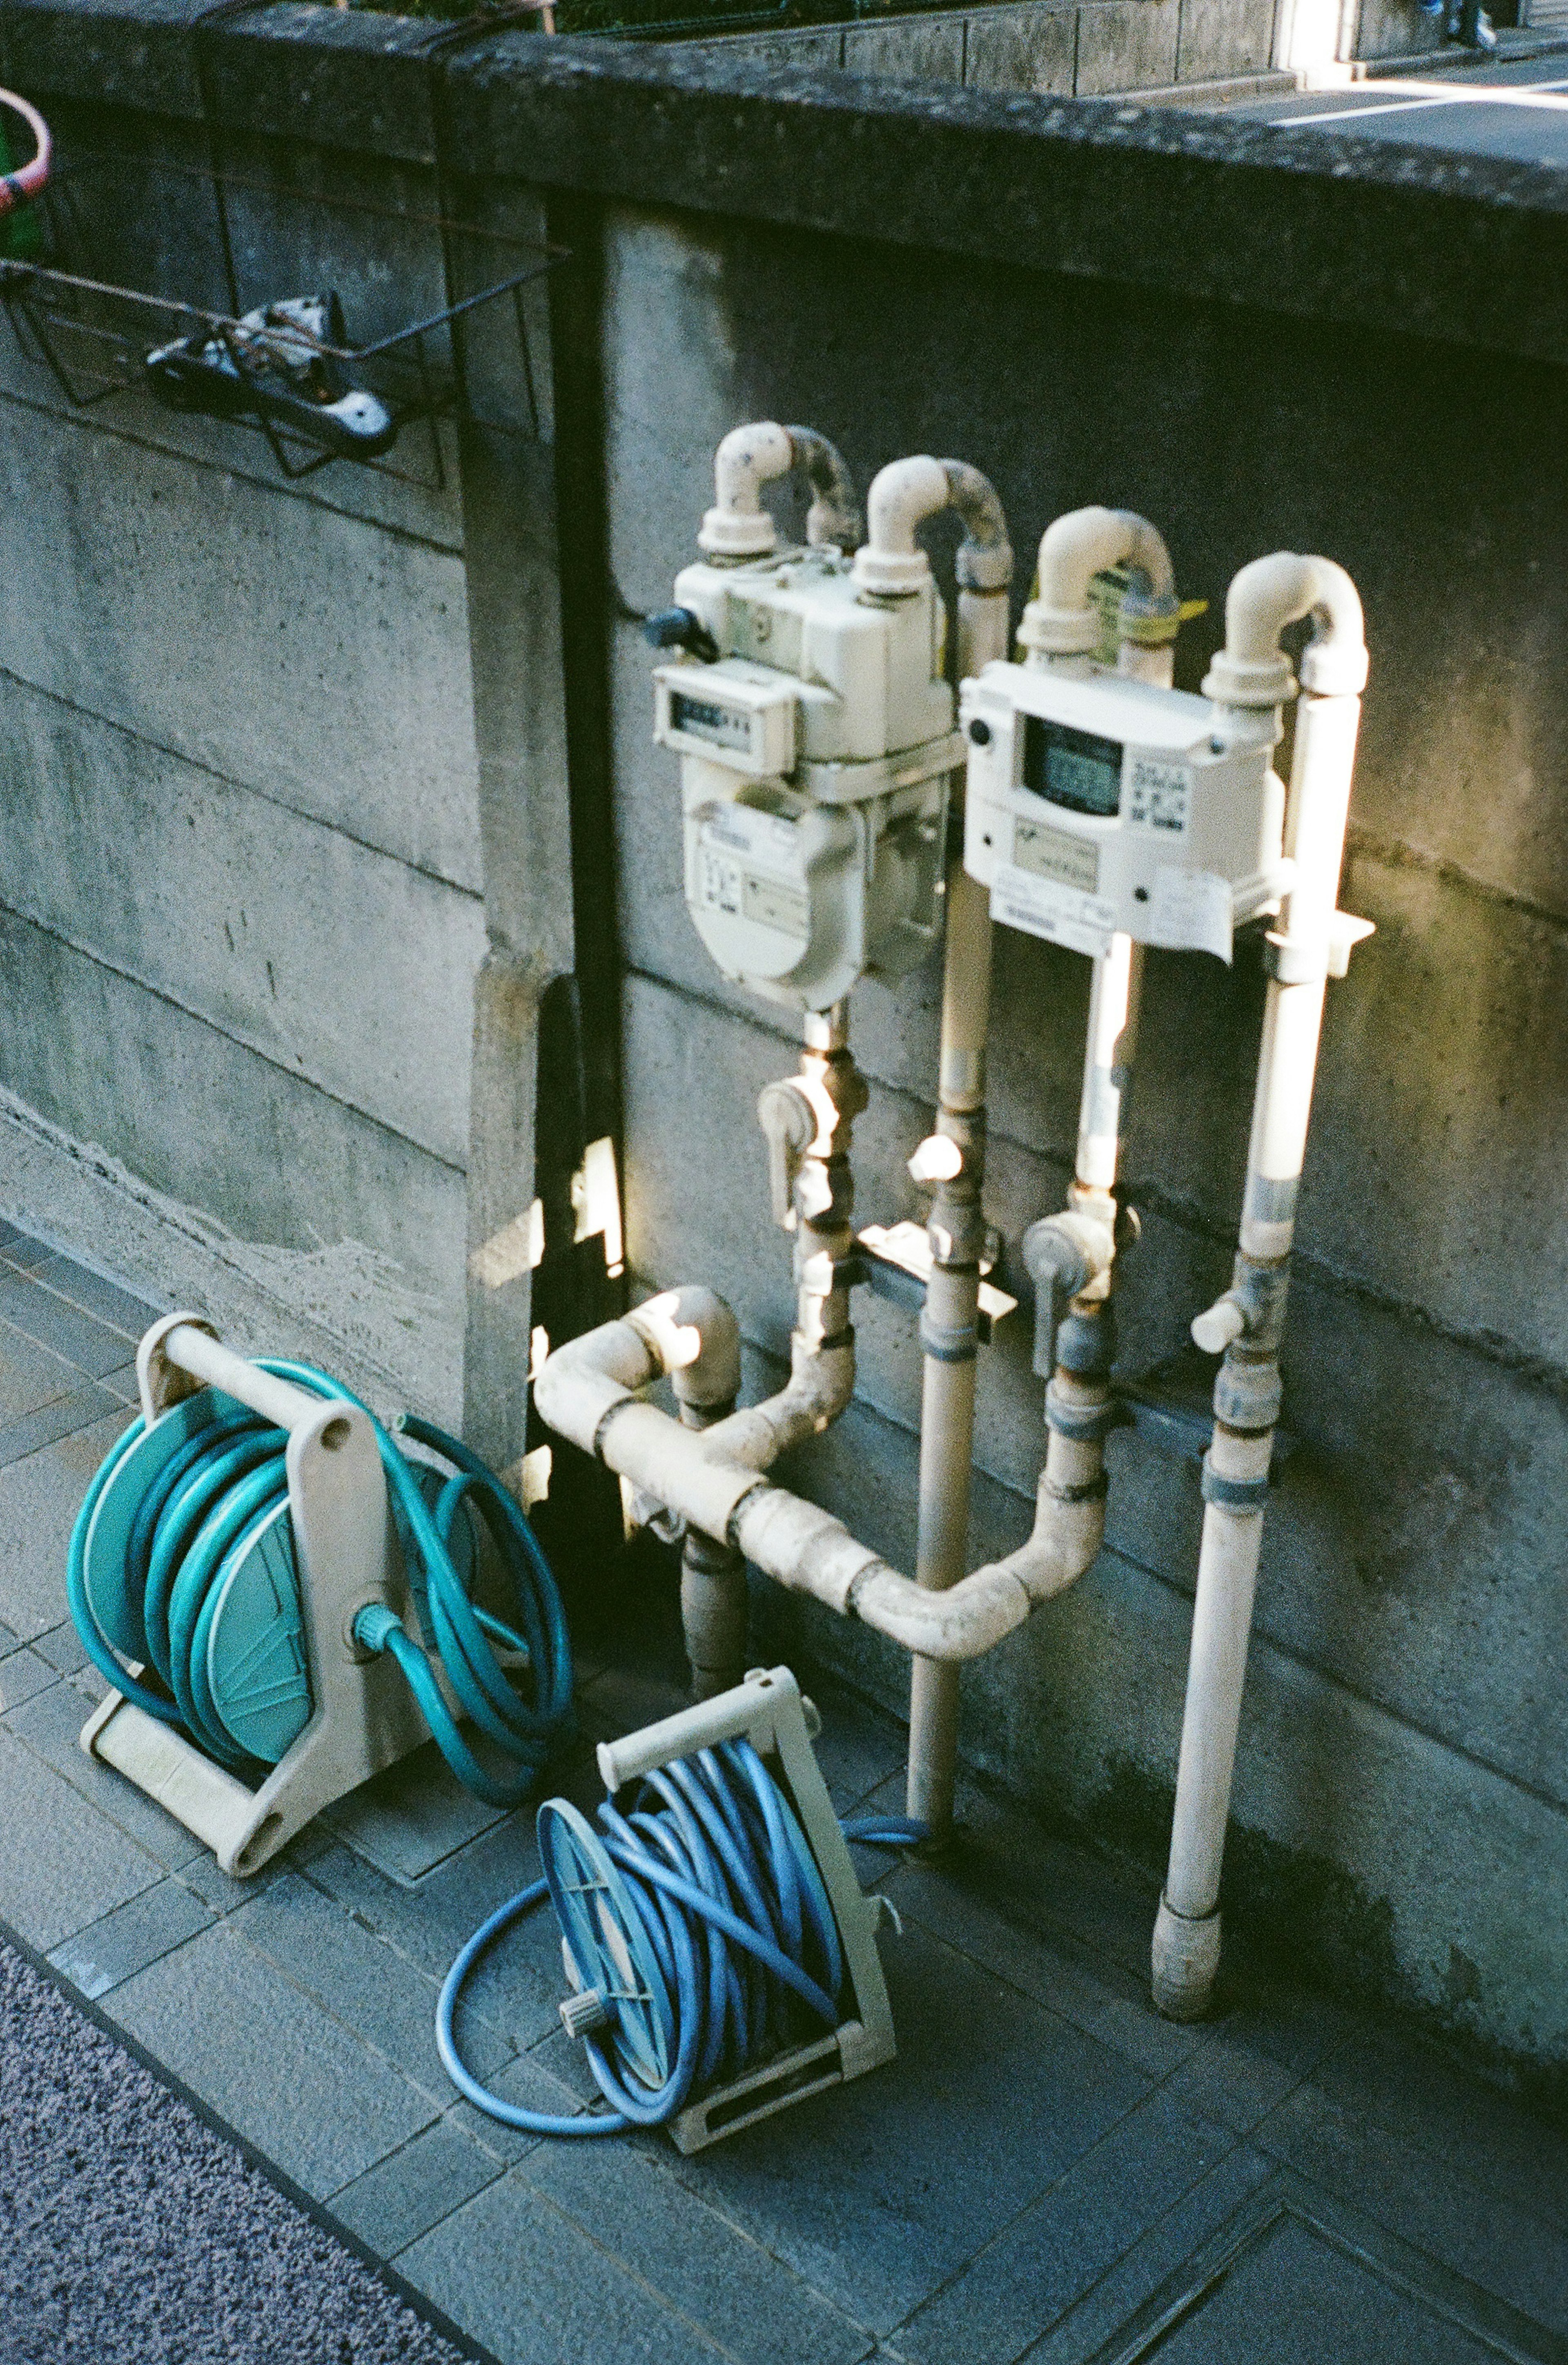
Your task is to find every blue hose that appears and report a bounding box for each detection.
[67,1359,573,1804]
[437,1741,923,2136]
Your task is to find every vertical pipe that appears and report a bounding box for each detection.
[905,583,1007,1835]
[1154,635,1364,2021]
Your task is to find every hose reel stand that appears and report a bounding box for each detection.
[79,1312,465,1877]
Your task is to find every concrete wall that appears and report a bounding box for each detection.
[3,6,1566,2084]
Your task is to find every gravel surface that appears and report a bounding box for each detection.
[0,1936,475,2365]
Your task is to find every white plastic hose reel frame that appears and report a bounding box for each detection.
[594,1664,898,2155]
[79,1311,430,1879]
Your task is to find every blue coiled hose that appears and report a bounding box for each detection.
[67,1359,572,1805]
[438,1738,922,2136]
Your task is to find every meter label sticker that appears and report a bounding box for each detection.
[696,811,809,944]
[1149,868,1233,963]
[1012,818,1100,895]
[670,689,754,755]
[1125,760,1192,835]
[991,864,1116,960]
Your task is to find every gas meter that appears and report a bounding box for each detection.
[961,665,1287,964]
[649,548,962,1012]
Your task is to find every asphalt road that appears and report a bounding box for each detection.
[1236,46,1568,163]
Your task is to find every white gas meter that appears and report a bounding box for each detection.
[961,664,1287,963]
[650,548,961,1013]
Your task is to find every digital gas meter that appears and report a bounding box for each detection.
[650,547,962,1012]
[961,664,1287,963]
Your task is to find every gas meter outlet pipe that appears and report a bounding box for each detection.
[862,460,1013,1834]
[700,422,861,561]
[1153,555,1368,2023]
[1017,507,1179,675]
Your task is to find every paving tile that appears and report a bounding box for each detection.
[526,2138,876,2365]
[399,2166,732,2365]
[444,2044,600,2166]
[0,1223,58,1270]
[0,1643,56,1711]
[30,1620,88,1675]
[666,1921,1151,2336]
[230,1871,512,2098]
[0,1270,132,1378]
[327,2119,504,2254]
[108,1920,440,2199]
[883,1855,1201,2084]
[0,1377,129,1468]
[0,1614,16,1651]
[896,2092,1234,2364]
[30,1252,161,1341]
[174,1846,294,1914]
[802,1679,908,1816]
[2,1675,207,1870]
[1019,2145,1277,2364]
[0,1719,163,1948]
[578,1660,691,1744]
[1311,2023,1568,2236]
[0,1405,135,1640]
[0,1317,83,1423]
[1154,2031,1305,2135]
[1254,2080,1568,2335]
[48,1876,215,1998]
[96,1360,142,1405]
[325,1737,512,1884]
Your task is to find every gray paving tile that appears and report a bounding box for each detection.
[325,1737,512,1884]
[96,1359,142,1405]
[0,1405,135,1640]
[0,1720,163,1948]
[328,2120,504,2255]
[0,1613,16,1652]
[896,2093,1234,2364]
[1154,2030,1305,2135]
[0,1317,82,1423]
[0,1270,131,1378]
[0,1377,129,1468]
[802,1680,908,1816]
[0,1221,56,1269]
[1312,2024,1568,2236]
[883,1856,1201,2083]
[526,2139,875,2365]
[108,1921,439,2199]
[3,1675,207,1870]
[444,2045,600,2165]
[31,1252,161,1341]
[666,1921,1151,2336]
[30,1621,88,1676]
[1254,2080,1568,2335]
[400,2166,732,2365]
[230,1871,512,2097]
[175,1846,293,1913]
[1021,2145,1278,2363]
[48,1876,215,1998]
[578,1661,691,1744]
[0,1644,56,1711]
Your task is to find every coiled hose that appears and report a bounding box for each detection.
[0,90,49,215]
[67,1360,572,1806]
[438,1737,920,2136]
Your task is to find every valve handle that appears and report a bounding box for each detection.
[757,1080,816,1231]
[644,606,720,664]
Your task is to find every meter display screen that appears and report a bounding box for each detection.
[671,690,753,754]
[1022,717,1125,818]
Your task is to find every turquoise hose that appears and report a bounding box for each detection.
[67,1358,572,1804]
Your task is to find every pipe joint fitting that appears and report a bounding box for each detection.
[1192,1257,1289,1360]
[1212,1352,1283,1434]
[699,422,860,563]
[927,1198,989,1271]
[1200,1449,1270,1511]
[919,1307,978,1365]
[1152,1897,1222,2021]
[1056,1305,1117,1378]
[1045,1378,1122,1443]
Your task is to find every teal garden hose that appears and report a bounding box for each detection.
[68,1360,572,1806]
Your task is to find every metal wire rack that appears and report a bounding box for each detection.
[0,150,564,486]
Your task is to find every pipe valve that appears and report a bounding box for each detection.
[757,1079,816,1230]
[1023,1212,1114,1379]
[1191,1295,1247,1355]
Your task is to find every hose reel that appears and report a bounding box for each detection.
[439,1666,916,2154]
[69,1312,573,1876]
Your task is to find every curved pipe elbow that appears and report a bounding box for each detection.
[702,1336,855,1470]
[627,1286,743,1416]
[853,455,1011,600]
[700,422,860,563]
[1020,507,1176,664]
[0,92,50,212]
[848,1562,1032,1661]
[1204,552,1368,709]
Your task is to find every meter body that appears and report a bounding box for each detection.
[961,663,1286,963]
[653,546,961,1011]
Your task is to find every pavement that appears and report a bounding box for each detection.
[1,1218,1566,2365]
[1233,41,1568,164]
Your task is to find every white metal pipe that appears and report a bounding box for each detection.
[1019,507,1176,667]
[698,422,860,562]
[1157,554,1366,2021]
[852,457,1011,601]
[1076,933,1143,1196]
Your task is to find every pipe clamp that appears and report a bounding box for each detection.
[1200,1451,1269,1511]
[919,1309,977,1363]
